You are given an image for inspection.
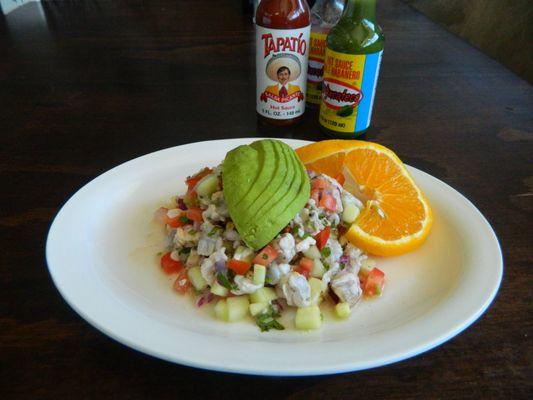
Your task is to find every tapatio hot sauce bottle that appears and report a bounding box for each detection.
[306,0,345,108]
[255,0,311,126]
[319,0,384,137]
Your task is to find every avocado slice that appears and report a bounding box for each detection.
[243,141,299,226]
[240,140,293,225]
[253,147,310,237]
[222,139,310,250]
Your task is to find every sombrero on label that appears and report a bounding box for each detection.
[266,53,302,82]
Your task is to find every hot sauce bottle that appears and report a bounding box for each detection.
[255,0,311,126]
[319,0,384,137]
[306,0,345,108]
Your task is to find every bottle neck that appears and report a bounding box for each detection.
[342,0,376,21]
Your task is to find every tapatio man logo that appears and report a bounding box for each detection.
[322,78,363,110]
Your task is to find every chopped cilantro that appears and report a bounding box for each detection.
[216,272,237,290]
[255,305,285,332]
[179,216,189,224]
[262,253,269,260]
[340,262,346,270]
[321,247,331,258]
[208,226,222,237]
[179,247,192,255]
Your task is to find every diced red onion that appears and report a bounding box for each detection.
[177,198,187,210]
[153,207,168,223]
[214,261,227,272]
[196,292,215,307]
[272,298,284,311]
[339,255,349,265]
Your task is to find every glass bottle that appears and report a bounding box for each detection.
[319,0,384,137]
[306,0,345,108]
[255,0,311,126]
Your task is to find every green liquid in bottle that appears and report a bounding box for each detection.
[319,0,385,138]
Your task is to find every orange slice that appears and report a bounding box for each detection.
[296,140,433,256]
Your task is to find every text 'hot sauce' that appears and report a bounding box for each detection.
[255,0,311,126]
[319,0,384,137]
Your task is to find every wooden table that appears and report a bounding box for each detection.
[1,0,531,398]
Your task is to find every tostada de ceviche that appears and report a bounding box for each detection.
[154,139,431,331]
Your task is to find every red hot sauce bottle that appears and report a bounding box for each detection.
[255,0,311,126]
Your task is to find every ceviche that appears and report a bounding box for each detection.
[154,140,386,331]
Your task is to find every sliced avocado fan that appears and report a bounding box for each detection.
[222,139,310,250]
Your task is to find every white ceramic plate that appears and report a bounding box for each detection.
[46,138,502,376]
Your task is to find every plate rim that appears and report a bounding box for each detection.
[45,138,503,376]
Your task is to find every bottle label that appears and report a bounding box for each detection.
[319,48,383,133]
[306,31,328,105]
[256,25,310,120]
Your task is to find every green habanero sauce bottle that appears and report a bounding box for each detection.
[318,0,384,138]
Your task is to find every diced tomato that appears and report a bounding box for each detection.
[363,268,385,298]
[310,189,320,203]
[335,173,345,186]
[295,257,313,279]
[311,178,329,190]
[173,269,191,294]
[314,226,331,250]
[160,252,183,274]
[227,259,251,275]
[252,245,278,266]
[186,168,212,192]
[186,207,204,222]
[358,267,370,283]
[164,212,188,228]
[183,191,199,208]
[319,193,337,211]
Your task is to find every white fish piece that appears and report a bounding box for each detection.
[278,272,311,307]
[174,226,200,247]
[321,261,340,286]
[266,262,291,285]
[277,233,296,263]
[200,247,227,284]
[231,275,262,295]
[330,271,362,307]
[202,204,226,222]
[344,243,367,273]
[296,236,316,253]
[324,238,343,266]
[197,221,221,256]
[186,249,202,268]
[223,227,240,241]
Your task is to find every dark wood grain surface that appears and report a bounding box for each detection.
[1,0,532,399]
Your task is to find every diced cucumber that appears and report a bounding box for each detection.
[342,202,360,224]
[309,277,325,306]
[187,266,207,291]
[214,299,228,321]
[210,280,229,297]
[249,302,269,316]
[253,264,266,286]
[234,246,254,263]
[303,245,321,260]
[335,302,351,319]
[295,306,322,330]
[227,296,249,322]
[249,287,277,303]
[311,259,326,279]
[361,258,376,270]
[195,174,219,197]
